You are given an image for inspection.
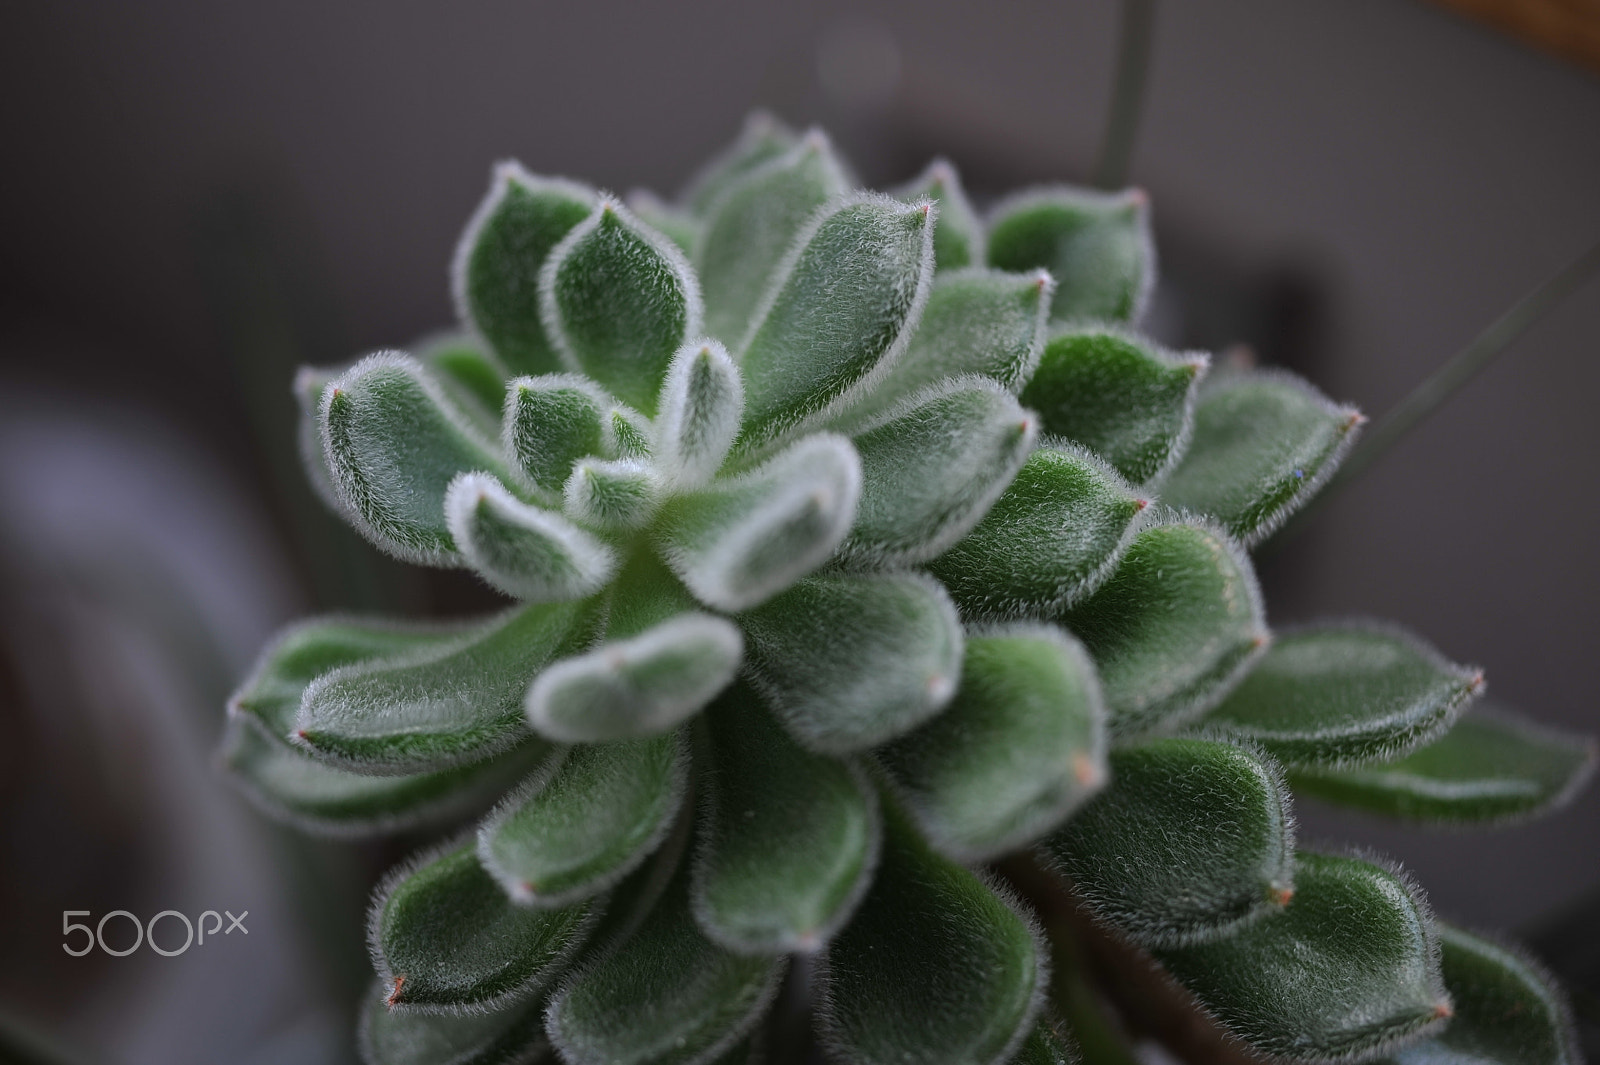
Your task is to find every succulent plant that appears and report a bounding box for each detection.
[223,113,1596,1065]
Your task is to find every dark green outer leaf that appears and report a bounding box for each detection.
[359,981,549,1065]
[987,187,1154,325]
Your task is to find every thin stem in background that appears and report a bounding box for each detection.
[1092,0,1159,190]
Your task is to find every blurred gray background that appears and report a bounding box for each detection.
[1,1,1597,1062]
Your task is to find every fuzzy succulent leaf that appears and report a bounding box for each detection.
[477,733,687,908]
[818,801,1045,1065]
[418,333,509,421]
[987,188,1153,325]
[446,472,617,602]
[893,159,985,271]
[455,166,595,376]
[1059,520,1267,737]
[878,625,1107,862]
[734,193,935,455]
[322,353,510,564]
[1041,736,1294,947]
[295,602,598,775]
[1160,370,1363,545]
[372,841,598,1011]
[1008,1020,1079,1065]
[693,684,880,954]
[541,199,702,416]
[359,982,549,1065]
[739,572,963,754]
[628,190,700,257]
[1292,707,1597,823]
[502,374,608,498]
[683,111,799,216]
[1019,330,1206,486]
[841,380,1038,566]
[1199,624,1484,769]
[563,457,662,531]
[930,443,1147,618]
[1154,852,1449,1062]
[656,339,745,489]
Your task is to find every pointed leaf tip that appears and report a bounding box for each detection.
[656,338,745,488]
[892,158,986,271]
[502,373,609,498]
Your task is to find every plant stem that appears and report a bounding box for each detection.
[1092,0,1159,190]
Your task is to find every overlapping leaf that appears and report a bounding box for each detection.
[892,159,984,271]
[987,188,1153,325]
[359,982,548,1065]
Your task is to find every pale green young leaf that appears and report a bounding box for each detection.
[878,625,1107,862]
[893,159,985,271]
[540,199,702,415]
[656,433,861,612]
[477,732,688,908]
[694,131,848,344]
[295,601,599,775]
[372,840,599,1012]
[1041,737,1294,947]
[446,472,617,602]
[1153,852,1450,1062]
[1291,706,1596,823]
[321,353,510,565]
[605,403,654,460]
[693,682,879,954]
[453,164,596,376]
[1199,623,1484,769]
[840,380,1037,566]
[359,981,549,1065]
[739,572,963,754]
[417,332,508,427]
[1160,370,1363,546]
[1019,330,1206,486]
[502,374,608,499]
[562,457,662,531]
[929,444,1147,619]
[655,339,745,489]
[1061,520,1267,738]
[682,111,799,215]
[818,800,1045,1065]
[987,187,1154,325]
[734,193,935,455]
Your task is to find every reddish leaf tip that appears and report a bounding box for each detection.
[1270,885,1294,907]
[1433,1000,1455,1020]
[385,976,406,1007]
[1072,752,1104,789]
[1134,498,1150,511]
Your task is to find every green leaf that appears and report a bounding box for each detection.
[692,682,879,953]
[1160,370,1363,546]
[1061,520,1267,738]
[294,365,345,514]
[541,199,702,416]
[628,189,700,257]
[372,840,599,1011]
[446,472,617,602]
[1291,706,1596,823]
[694,131,848,345]
[1019,329,1206,486]
[987,187,1153,325]
[734,193,935,456]
[1041,736,1294,947]
[929,444,1147,619]
[878,624,1107,862]
[1152,851,1450,1062]
[547,866,786,1065]
[359,981,549,1065]
[321,353,509,565]
[683,111,799,215]
[893,159,985,271]
[1199,623,1485,768]
[1384,925,1580,1065]
[739,572,963,754]
[502,374,608,499]
[562,457,662,531]
[657,433,861,612]
[818,800,1045,1065]
[606,404,654,460]
[417,332,508,424]
[841,381,1037,566]
[478,732,688,908]
[1007,1019,1079,1065]
[295,601,599,775]
[454,164,595,376]
[656,339,745,489]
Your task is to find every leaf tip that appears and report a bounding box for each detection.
[1342,409,1367,432]
[927,672,956,704]
[385,975,406,1008]
[1072,751,1104,790]
[1134,498,1150,512]
[1269,883,1294,908]
[1432,999,1454,1020]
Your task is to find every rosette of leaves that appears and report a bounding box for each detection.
[222,114,1596,1065]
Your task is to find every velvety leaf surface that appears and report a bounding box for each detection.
[739,572,963,754]
[454,166,595,376]
[655,340,745,489]
[1154,852,1449,1062]
[878,625,1107,862]
[502,374,608,499]
[987,188,1153,324]
[683,111,798,215]
[562,458,662,531]
[735,194,934,455]
[1292,707,1597,823]
[1019,330,1205,486]
[372,841,598,1011]
[841,381,1037,566]
[1160,370,1363,545]
[628,190,700,257]
[446,472,617,602]
[1008,1020,1079,1065]
[322,353,509,564]
[418,332,508,422]
[1042,737,1294,947]
[478,733,687,908]
[1200,624,1484,769]
[930,444,1147,618]
[296,601,598,775]
[359,982,548,1065]
[541,200,701,415]
[693,684,879,953]
[819,801,1044,1065]
[893,159,984,271]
